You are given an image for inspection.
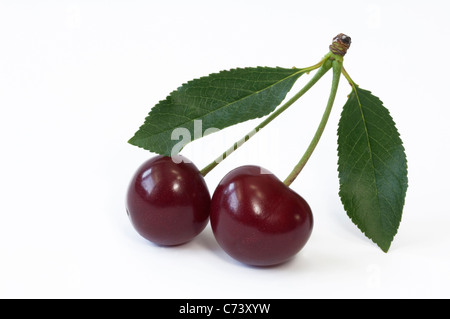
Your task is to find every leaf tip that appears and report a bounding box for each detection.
[378,241,392,253]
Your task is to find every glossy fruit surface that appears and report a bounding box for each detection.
[211,166,313,266]
[126,155,210,246]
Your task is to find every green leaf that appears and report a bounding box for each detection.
[337,87,408,252]
[129,67,304,155]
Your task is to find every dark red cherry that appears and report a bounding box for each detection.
[126,155,210,246]
[210,166,313,266]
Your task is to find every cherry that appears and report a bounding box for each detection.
[126,155,210,246]
[210,166,313,266]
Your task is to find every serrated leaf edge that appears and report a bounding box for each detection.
[337,86,408,252]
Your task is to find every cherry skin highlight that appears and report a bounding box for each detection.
[210,166,313,266]
[126,155,210,246]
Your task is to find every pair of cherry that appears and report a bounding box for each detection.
[126,155,313,267]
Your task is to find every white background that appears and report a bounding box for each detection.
[1,0,449,299]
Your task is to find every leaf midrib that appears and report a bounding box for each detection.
[353,87,383,226]
[132,68,304,140]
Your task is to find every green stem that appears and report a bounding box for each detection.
[283,58,343,186]
[342,66,357,88]
[200,56,333,177]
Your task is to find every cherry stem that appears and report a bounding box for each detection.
[200,55,333,177]
[283,57,343,186]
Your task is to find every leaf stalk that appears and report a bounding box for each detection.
[342,66,357,89]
